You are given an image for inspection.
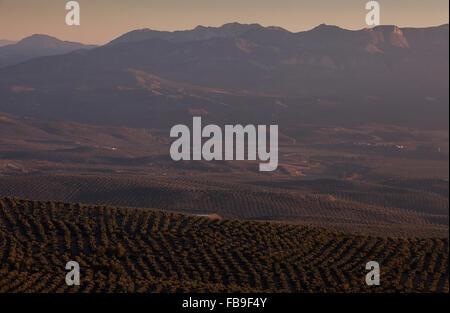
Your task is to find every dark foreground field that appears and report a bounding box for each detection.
[0,197,448,293]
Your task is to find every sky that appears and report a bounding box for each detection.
[0,0,448,45]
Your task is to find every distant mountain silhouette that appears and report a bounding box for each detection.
[0,34,97,68]
[0,23,448,129]
[0,39,16,47]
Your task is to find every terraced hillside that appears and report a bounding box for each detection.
[0,197,448,292]
[0,175,448,237]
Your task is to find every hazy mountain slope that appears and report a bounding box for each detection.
[0,40,16,47]
[0,34,97,68]
[0,23,447,128]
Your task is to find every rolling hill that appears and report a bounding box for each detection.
[0,197,448,292]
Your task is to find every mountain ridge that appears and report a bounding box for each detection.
[108,22,449,44]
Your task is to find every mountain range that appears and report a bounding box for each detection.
[0,23,448,129]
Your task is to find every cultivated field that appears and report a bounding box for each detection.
[0,175,447,237]
[0,197,448,293]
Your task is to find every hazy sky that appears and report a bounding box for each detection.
[0,0,448,44]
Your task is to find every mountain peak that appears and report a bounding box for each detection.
[17,34,62,45]
[221,22,262,29]
[368,25,409,48]
[0,34,96,68]
[310,24,344,32]
[22,34,56,40]
[15,34,93,48]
